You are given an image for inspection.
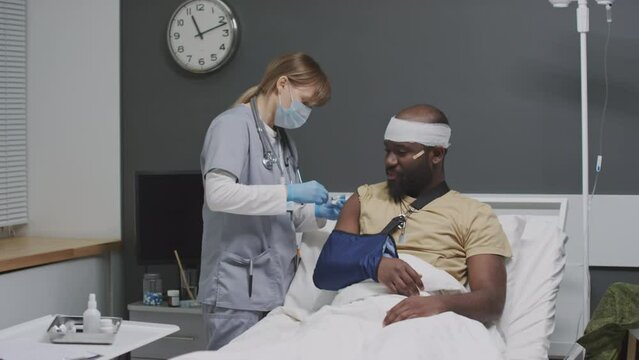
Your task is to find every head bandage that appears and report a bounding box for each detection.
[384,116,451,148]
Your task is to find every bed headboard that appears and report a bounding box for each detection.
[470,196,568,231]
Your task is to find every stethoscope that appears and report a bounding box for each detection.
[250,97,302,184]
[250,97,304,270]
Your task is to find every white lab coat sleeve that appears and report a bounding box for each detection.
[292,203,326,232]
[205,170,287,215]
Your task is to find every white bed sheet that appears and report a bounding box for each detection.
[173,254,505,360]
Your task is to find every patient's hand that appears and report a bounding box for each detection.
[383,295,447,326]
[377,258,424,296]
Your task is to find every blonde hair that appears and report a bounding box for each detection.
[235,52,331,107]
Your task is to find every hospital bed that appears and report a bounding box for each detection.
[174,196,568,360]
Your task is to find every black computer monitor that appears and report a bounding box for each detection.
[135,171,203,267]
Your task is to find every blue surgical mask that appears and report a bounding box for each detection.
[274,85,311,129]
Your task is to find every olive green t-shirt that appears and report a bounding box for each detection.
[357,182,511,285]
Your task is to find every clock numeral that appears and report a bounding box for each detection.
[186,7,192,16]
[210,53,218,62]
[222,29,229,37]
[177,46,184,53]
[173,32,180,40]
[177,19,184,26]
[187,55,192,62]
[211,7,215,14]
[219,44,226,51]
[199,58,205,66]
[196,4,204,11]
[218,16,226,24]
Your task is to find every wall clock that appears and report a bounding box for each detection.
[167,0,239,73]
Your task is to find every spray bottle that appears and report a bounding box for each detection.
[82,293,101,333]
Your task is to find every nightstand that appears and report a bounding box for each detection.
[128,302,206,360]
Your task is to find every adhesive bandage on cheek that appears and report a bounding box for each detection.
[412,149,425,160]
[384,117,451,148]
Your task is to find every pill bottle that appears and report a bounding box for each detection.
[167,289,180,307]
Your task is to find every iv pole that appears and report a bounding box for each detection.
[549,0,614,336]
[577,0,591,335]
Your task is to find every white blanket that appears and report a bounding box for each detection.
[173,254,505,360]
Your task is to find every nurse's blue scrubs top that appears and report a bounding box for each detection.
[199,105,305,311]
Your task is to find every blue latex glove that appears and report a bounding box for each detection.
[315,195,346,220]
[287,181,328,204]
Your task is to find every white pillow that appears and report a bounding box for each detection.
[498,215,568,360]
[282,221,337,320]
[496,215,527,337]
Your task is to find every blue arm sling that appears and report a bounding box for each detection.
[313,182,450,291]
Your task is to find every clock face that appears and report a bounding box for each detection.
[167,0,239,73]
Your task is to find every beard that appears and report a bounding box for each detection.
[387,164,432,203]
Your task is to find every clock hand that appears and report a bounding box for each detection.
[196,22,228,37]
[191,16,204,40]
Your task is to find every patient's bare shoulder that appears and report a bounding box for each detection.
[335,193,361,233]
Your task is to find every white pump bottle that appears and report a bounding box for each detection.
[83,293,101,333]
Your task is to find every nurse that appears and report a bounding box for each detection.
[198,52,343,350]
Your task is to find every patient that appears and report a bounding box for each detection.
[335,104,512,326]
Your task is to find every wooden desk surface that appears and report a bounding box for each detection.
[0,237,121,273]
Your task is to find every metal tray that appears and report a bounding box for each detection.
[47,315,122,345]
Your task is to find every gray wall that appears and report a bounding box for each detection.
[121,1,639,308]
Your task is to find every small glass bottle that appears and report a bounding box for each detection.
[142,273,163,305]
